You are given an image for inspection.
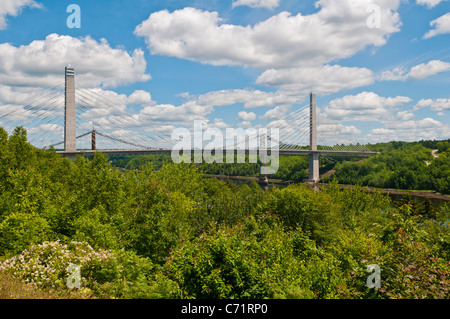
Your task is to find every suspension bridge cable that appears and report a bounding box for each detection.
[75,89,175,148]
[7,90,65,148]
[1,87,64,131]
[0,82,64,122]
[277,108,311,148]
[74,87,198,144]
[74,95,163,149]
[74,97,153,148]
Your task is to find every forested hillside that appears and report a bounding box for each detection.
[325,141,450,194]
[0,126,449,299]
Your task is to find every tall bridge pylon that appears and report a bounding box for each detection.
[64,65,76,152]
[305,92,320,183]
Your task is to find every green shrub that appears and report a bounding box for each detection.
[165,214,348,299]
[72,207,122,250]
[122,180,195,263]
[0,212,54,256]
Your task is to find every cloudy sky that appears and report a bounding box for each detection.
[0,0,449,148]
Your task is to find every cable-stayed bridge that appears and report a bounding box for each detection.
[0,66,378,182]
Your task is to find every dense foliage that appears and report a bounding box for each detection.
[0,126,449,299]
[325,140,450,194]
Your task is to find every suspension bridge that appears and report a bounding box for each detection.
[0,66,378,182]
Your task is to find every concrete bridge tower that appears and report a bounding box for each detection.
[305,92,320,183]
[64,65,76,152]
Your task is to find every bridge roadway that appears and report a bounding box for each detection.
[56,149,379,157]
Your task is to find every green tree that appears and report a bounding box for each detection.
[121,178,194,263]
[263,184,342,244]
[6,126,37,171]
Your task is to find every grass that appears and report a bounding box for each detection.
[0,271,91,299]
[0,271,59,299]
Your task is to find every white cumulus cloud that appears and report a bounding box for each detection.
[191,89,299,109]
[0,34,151,88]
[379,60,450,81]
[318,124,361,135]
[257,64,375,95]
[134,1,401,69]
[0,0,42,30]
[414,98,450,111]
[416,0,448,8]
[127,90,155,106]
[232,0,280,9]
[324,91,412,122]
[238,111,257,121]
[408,60,450,80]
[367,117,450,142]
[423,12,450,39]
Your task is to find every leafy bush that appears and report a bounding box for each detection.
[378,207,450,298]
[0,212,54,256]
[263,184,342,244]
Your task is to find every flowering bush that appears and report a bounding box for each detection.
[0,241,112,297]
[0,240,168,298]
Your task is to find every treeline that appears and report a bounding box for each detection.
[0,126,449,299]
[110,153,351,183]
[325,140,450,194]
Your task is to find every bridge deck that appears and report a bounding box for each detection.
[56,149,379,157]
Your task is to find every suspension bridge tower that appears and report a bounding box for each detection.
[64,65,76,152]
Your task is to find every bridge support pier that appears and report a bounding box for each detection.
[258,174,269,192]
[307,153,320,182]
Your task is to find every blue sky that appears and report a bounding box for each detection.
[0,0,449,148]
